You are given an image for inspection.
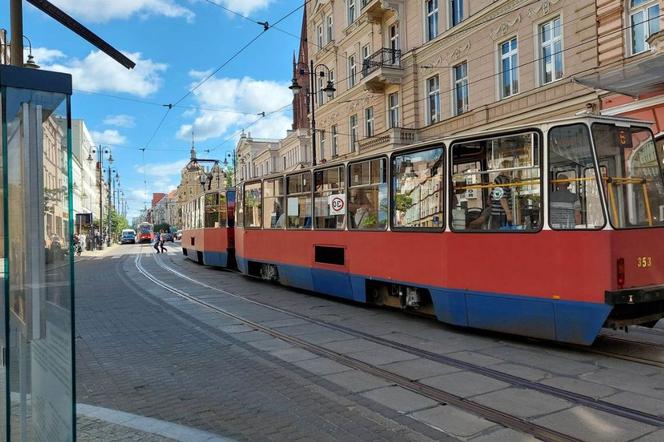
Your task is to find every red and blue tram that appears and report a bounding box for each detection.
[182,189,236,267]
[184,116,664,345]
[137,222,154,243]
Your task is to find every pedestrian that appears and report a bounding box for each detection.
[159,230,167,254]
[153,231,161,253]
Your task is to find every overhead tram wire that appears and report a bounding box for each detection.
[172,2,309,108]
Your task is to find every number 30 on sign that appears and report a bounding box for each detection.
[637,257,653,268]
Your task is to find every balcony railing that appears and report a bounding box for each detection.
[362,48,402,78]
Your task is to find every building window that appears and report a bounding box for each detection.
[388,92,399,128]
[426,0,439,42]
[348,0,356,25]
[348,54,357,88]
[449,0,463,27]
[350,114,358,152]
[365,107,374,137]
[320,130,326,160]
[453,62,468,115]
[362,44,371,76]
[326,15,334,42]
[426,75,440,124]
[317,76,324,106]
[332,125,338,157]
[539,17,563,85]
[389,24,400,64]
[630,0,660,54]
[317,23,324,48]
[499,37,519,98]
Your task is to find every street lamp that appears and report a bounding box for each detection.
[22,35,39,69]
[87,145,111,249]
[289,61,336,167]
[223,150,237,187]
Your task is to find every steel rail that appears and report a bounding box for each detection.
[152,249,664,429]
[135,250,581,442]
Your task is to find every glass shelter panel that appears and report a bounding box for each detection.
[450,132,541,231]
[349,158,388,230]
[1,74,75,441]
[243,182,262,228]
[314,166,346,229]
[263,178,285,229]
[286,172,312,229]
[548,124,605,229]
[392,147,444,229]
[592,124,664,228]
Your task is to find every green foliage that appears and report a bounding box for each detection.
[225,166,235,188]
[109,209,129,237]
[153,222,171,233]
[395,193,413,212]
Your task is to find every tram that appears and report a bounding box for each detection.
[137,222,154,243]
[185,116,664,345]
[181,189,236,267]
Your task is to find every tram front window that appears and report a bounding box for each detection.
[592,124,664,228]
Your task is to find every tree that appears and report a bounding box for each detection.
[225,166,235,188]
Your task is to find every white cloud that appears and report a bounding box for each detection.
[104,114,136,128]
[206,0,273,17]
[136,158,189,177]
[91,129,127,146]
[28,47,65,64]
[177,75,292,142]
[41,49,167,97]
[49,0,195,23]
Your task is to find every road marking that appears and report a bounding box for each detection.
[77,403,233,442]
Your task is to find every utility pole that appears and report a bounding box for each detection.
[107,160,112,246]
[10,0,24,66]
[97,146,104,249]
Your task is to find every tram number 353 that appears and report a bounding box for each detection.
[637,256,653,268]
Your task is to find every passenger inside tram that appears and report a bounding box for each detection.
[451,132,541,231]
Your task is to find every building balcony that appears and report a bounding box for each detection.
[361,48,404,93]
[357,127,418,154]
[361,0,402,23]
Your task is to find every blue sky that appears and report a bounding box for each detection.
[1,0,302,221]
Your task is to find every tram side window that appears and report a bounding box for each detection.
[592,124,664,228]
[263,177,285,229]
[226,190,236,228]
[236,186,244,228]
[314,166,346,229]
[450,132,541,232]
[286,172,312,229]
[392,147,445,230]
[349,158,388,230]
[219,192,228,228]
[548,124,605,230]
[204,193,220,228]
[243,182,262,228]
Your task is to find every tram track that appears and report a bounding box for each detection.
[135,250,580,442]
[136,248,664,438]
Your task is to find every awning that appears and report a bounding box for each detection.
[575,52,664,98]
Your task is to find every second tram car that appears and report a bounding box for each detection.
[186,116,664,345]
[182,189,236,267]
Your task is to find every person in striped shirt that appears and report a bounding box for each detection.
[550,174,581,229]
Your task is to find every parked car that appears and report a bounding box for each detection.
[161,231,174,242]
[121,229,136,244]
[175,230,182,240]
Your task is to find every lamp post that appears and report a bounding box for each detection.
[223,150,237,187]
[87,146,112,249]
[289,61,335,167]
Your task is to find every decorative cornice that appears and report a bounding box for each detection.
[443,42,471,64]
[527,0,562,18]
[491,14,521,41]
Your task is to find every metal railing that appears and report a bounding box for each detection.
[362,48,402,77]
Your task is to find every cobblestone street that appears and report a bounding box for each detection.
[73,244,664,441]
